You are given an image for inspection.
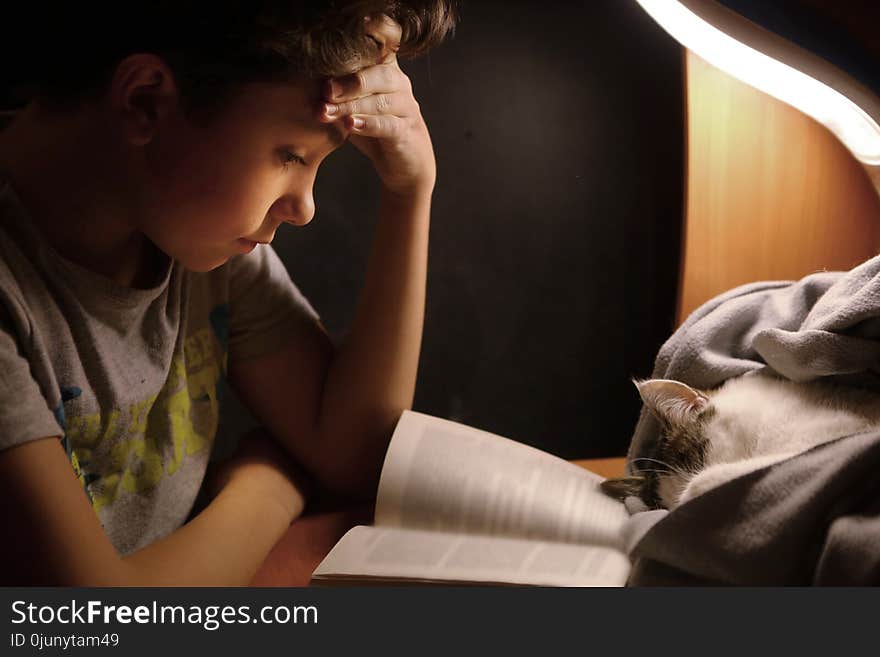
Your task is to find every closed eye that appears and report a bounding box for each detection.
[279,150,308,169]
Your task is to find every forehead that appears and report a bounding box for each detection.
[230,80,346,147]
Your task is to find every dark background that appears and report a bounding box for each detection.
[229,0,686,459]
[0,0,685,459]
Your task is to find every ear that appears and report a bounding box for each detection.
[108,53,179,146]
[634,378,709,427]
[600,476,646,501]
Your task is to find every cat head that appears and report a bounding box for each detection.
[601,379,714,509]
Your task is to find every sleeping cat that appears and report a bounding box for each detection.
[602,372,880,509]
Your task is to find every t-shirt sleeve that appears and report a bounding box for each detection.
[226,244,323,363]
[0,307,64,452]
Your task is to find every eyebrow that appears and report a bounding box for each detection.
[290,116,348,150]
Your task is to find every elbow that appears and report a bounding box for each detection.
[313,459,382,503]
[308,411,398,501]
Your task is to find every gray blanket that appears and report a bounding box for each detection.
[622,255,880,585]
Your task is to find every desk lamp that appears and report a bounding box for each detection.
[633,0,880,188]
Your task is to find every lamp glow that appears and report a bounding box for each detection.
[635,0,880,165]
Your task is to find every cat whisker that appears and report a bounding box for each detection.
[631,456,674,471]
[629,467,674,477]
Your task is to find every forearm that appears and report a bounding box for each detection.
[316,188,431,494]
[247,41,437,498]
[119,477,303,586]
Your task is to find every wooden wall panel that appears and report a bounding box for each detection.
[678,50,880,325]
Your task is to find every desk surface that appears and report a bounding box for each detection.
[249,456,627,586]
[571,457,626,480]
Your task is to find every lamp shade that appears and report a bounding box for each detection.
[634,0,880,167]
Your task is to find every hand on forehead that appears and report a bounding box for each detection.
[318,11,436,198]
[323,14,406,103]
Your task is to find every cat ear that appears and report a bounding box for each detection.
[634,379,709,427]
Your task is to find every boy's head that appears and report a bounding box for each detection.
[3,1,456,271]
[9,1,457,116]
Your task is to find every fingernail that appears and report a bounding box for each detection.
[327,80,341,99]
[352,116,365,129]
[324,103,338,116]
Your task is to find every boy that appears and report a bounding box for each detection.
[0,1,457,585]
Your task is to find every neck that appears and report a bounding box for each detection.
[0,103,159,288]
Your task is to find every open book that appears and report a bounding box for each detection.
[311,411,632,586]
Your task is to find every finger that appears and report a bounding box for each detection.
[348,113,407,139]
[326,63,408,102]
[321,91,411,122]
[364,14,402,64]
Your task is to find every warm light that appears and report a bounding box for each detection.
[635,0,880,165]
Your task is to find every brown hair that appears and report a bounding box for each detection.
[5,1,458,115]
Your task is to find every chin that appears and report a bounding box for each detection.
[175,251,232,273]
[190,259,231,273]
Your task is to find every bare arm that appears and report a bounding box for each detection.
[0,434,305,586]
[230,189,429,498]
[318,189,429,488]
[229,18,434,498]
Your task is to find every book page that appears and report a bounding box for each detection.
[374,411,629,550]
[311,525,631,587]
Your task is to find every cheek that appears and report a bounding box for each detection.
[654,434,708,508]
[148,119,270,209]
[147,120,209,184]
[144,132,287,246]
[657,473,690,509]
[155,161,273,232]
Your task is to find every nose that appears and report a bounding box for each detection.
[270,184,315,227]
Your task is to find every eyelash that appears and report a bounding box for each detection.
[280,150,307,169]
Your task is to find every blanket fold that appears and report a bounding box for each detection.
[624,254,880,585]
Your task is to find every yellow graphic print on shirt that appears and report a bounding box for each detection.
[61,325,225,513]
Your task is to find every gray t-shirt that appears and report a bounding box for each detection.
[0,178,320,554]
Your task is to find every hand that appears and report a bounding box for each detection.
[207,428,310,521]
[320,14,436,199]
